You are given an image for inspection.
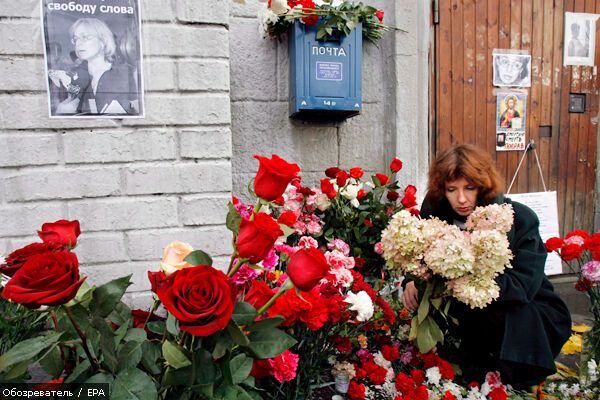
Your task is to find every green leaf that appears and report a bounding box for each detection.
[195,349,217,385]
[248,316,285,332]
[162,340,191,369]
[0,331,64,372]
[141,341,162,375]
[64,359,92,383]
[246,329,297,359]
[417,297,430,324]
[231,302,257,326]
[430,298,442,310]
[91,316,118,373]
[212,332,233,360]
[108,302,132,327]
[226,202,242,235]
[279,224,296,238]
[123,328,147,343]
[111,368,158,400]
[227,321,250,347]
[117,341,143,372]
[214,384,254,400]
[166,313,180,336]
[91,275,132,318]
[184,250,213,266]
[3,360,30,380]
[39,347,63,378]
[230,354,252,385]
[416,316,444,354]
[147,321,166,336]
[86,372,114,388]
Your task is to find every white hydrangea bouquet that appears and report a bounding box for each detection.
[380,204,514,353]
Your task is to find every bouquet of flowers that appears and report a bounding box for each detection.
[380,204,514,353]
[544,230,600,365]
[259,0,388,43]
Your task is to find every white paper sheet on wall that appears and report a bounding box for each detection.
[507,191,563,275]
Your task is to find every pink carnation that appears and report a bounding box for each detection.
[374,242,384,255]
[268,350,299,382]
[232,263,260,285]
[582,260,600,282]
[325,251,355,270]
[260,248,279,270]
[275,243,299,256]
[328,239,351,256]
[234,202,254,220]
[298,236,319,249]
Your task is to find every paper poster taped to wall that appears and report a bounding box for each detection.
[41,0,144,118]
[508,191,563,275]
[492,49,532,88]
[496,92,527,151]
[564,12,599,66]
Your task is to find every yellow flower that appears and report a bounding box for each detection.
[560,333,583,355]
[357,334,368,349]
[571,323,591,333]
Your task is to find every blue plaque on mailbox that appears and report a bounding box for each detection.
[289,21,362,121]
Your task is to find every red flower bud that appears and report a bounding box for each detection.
[375,9,384,23]
[286,248,329,292]
[390,157,402,172]
[253,154,300,201]
[37,219,80,247]
[375,173,389,185]
[350,167,364,179]
[325,167,341,178]
[336,170,350,187]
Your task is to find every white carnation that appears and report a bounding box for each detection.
[344,291,374,321]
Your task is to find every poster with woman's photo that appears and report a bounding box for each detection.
[564,12,598,66]
[496,92,527,151]
[41,0,144,118]
[492,50,531,87]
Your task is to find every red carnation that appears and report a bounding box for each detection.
[350,167,364,179]
[395,372,415,393]
[375,173,389,185]
[442,392,457,400]
[2,252,85,309]
[0,242,63,277]
[278,211,298,227]
[410,369,425,386]
[489,387,508,400]
[336,170,350,187]
[347,380,366,400]
[245,280,275,309]
[37,219,81,248]
[560,243,584,261]
[148,266,235,336]
[236,212,283,263]
[286,247,329,291]
[575,278,594,292]
[381,344,400,361]
[325,167,341,178]
[390,157,402,172]
[253,154,300,201]
[544,237,564,252]
[320,178,337,199]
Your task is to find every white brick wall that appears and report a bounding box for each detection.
[0,0,233,307]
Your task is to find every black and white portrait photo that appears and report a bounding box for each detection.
[41,0,144,118]
[564,12,598,66]
[492,51,531,88]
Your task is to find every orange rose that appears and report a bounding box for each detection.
[160,241,194,276]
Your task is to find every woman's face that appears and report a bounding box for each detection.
[445,177,479,217]
[72,25,103,61]
[496,56,523,85]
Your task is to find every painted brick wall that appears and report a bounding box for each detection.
[0,0,233,308]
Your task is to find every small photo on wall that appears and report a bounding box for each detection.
[564,12,599,66]
[492,50,531,88]
[496,92,527,151]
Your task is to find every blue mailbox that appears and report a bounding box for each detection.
[289,21,362,122]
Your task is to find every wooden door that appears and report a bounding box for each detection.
[433,0,600,235]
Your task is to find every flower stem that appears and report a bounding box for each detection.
[143,299,160,329]
[50,310,67,373]
[62,305,100,372]
[257,279,294,315]
[252,200,262,216]
[227,257,245,278]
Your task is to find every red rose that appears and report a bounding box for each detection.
[286,247,329,291]
[2,252,85,309]
[350,167,364,179]
[390,157,402,172]
[325,167,341,178]
[148,266,235,336]
[401,185,418,208]
[488,387,508,400]
[37,219,80,247]
[0,242,63,277]
[387,191,399,201]
[320,178,337,199]
[442,392,457,400]
[544,237,564,252]
[375,173,389,185]
[375,10,385,23]
[245,280,275,309]
[253,154,300,201]
[236,213,283,263]
[336,170,350,187]
[560,243,584,261]
[409,207,421,216]
[357,189,367,200]
[278,211,298,227]
[131,309,165,329]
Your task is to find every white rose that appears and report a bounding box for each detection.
[270,0,290,14]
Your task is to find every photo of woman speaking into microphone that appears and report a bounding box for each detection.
[42,0,144,118]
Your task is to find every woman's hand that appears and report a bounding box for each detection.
[55,97,80,114]
[402,281,419,311]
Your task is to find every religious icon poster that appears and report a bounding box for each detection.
[41,0,144,118]
[496,92,527,152]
